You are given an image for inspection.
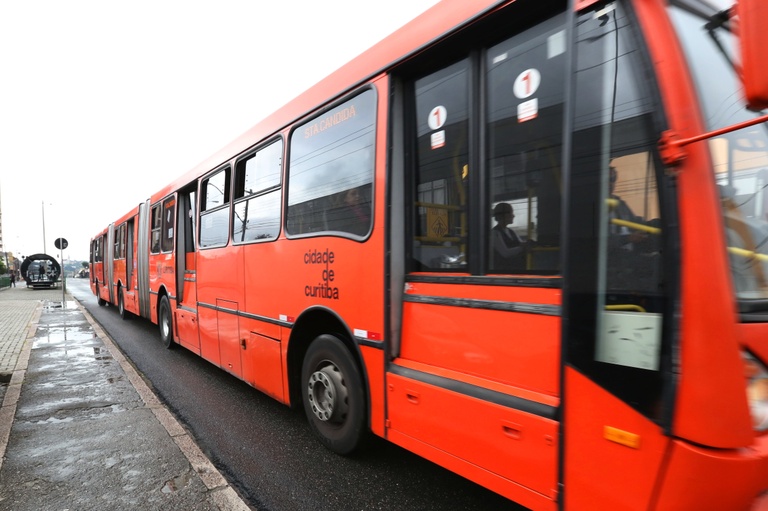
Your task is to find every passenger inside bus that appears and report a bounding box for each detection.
[608,166,647,251]
[490,202,532,272]
[327,185,372,237]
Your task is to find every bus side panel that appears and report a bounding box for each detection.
[113,257,126,303]
[175,253,200,353]
[241,242,288,402]
[389,281,561,505]
[242,328,284,402]
[400,282,561,395]
[148,251,175,325]
[387,372,558,511]
[197,245,243,368]
[563,368,669,511]
[360,345,386,437]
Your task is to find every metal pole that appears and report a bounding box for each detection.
[61,247,65,306]
[42,201,47,254]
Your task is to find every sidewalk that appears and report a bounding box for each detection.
[0,284,252,510]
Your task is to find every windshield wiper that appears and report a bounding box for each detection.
[705,9,735,69]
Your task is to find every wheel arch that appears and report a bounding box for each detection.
[287,306,371,426]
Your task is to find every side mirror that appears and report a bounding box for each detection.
[737,0,768,111]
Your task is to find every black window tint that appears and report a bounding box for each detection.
[287,89,375,238]
[161,197,175,253]
[486,14,566,273]
[411,60,469,271]
[150,205,162,254]
[115,224,125,259]
[567,3,668,420]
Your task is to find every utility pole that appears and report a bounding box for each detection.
[42,201,47,254]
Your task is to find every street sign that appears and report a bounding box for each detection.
[54,237,68,250]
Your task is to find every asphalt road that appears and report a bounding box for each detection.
[67,278,528,511]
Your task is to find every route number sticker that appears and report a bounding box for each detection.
[513,69,541,99]
[428,105,447,130]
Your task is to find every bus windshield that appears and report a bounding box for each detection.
[670,0,768,312]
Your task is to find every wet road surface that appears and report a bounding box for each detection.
[67,279,529,511]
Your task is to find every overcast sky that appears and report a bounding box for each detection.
[0,0,439,262]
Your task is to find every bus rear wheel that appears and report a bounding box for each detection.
[301,335,366,454]
[96,284,106,306]
[118,288,131,320]
[301,334,366,455]
[158,295,175,349]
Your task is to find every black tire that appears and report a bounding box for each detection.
[301,334,366,455]
[96,284,107,306]
[158,295,175,349]
[118,288,131,320]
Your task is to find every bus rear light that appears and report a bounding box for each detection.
[744,351,768,432]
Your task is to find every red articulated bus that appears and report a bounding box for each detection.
[90,0,768,508]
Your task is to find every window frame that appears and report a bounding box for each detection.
[285,86,377,240]
[199,165,232,250]
[232,137,284,245]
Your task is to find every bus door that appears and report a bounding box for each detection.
[174,186,200,353]
[106,223,116,304]
[124,217,138,312]
[197,165,245,376]
[387,7,566,508]
[562,4,673,509]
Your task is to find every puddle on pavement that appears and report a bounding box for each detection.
[93,347,113,361]
[161,470,194,494]
[43,300,77,310]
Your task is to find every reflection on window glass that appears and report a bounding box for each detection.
[568,2,667,420]
[161,197,175,253]
[151,204,162,253]
[412,60,469,271]
[200,168,231,249]
[486,14,566,274]
[234,192,281,242]
[200,208,229,248]
[234,139,283,243]
[204,170,229,211]
[287,90,375,237]
[670,4,768,305]
[115,224,125,259]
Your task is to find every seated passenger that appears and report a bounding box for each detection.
[491,202,531,272]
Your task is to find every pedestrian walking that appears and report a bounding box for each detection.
[10,272,15,287]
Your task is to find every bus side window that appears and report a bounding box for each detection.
[199,167,231,249]
[233,139,283,243]
[287,89,376,239]
[150,204,162,254]
[567,3,668,420]
[486,16,566,274]
[161,196,176,253]
[410,60,470,271]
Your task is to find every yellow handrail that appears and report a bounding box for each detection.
[728,246,768,263]
[605,304,647,313]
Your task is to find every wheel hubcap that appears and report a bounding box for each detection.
[307,363,348,423]
[161,310,169,337]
